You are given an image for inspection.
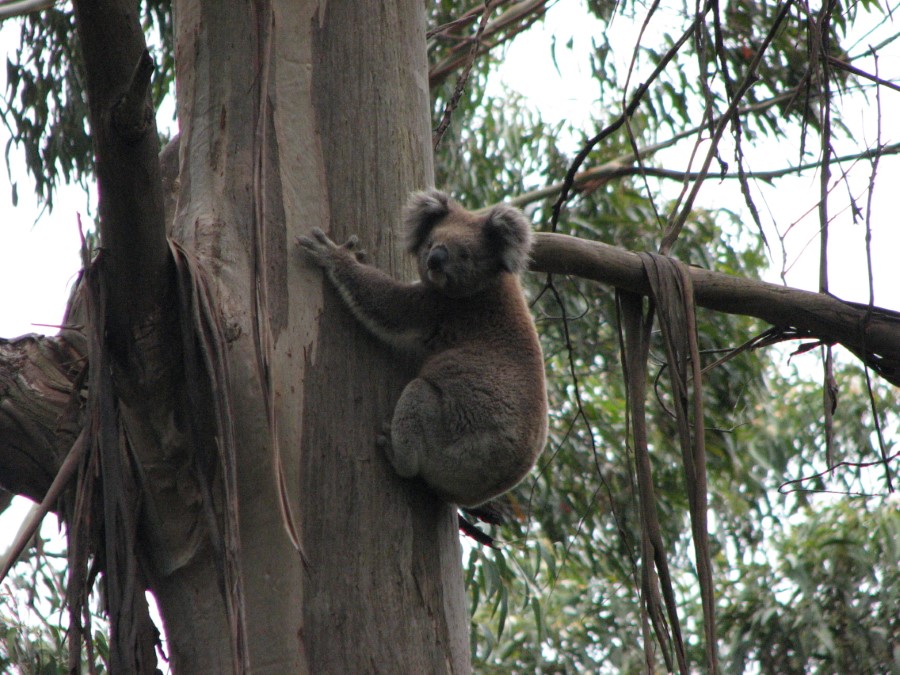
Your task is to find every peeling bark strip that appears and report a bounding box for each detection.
[70,255,160,673]
[169,240,249,672]
[68,0,171,670]
[619,291,686,674]
[639,253,718,674]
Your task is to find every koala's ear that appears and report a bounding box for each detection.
[484,204,533,274]
[403,189,451,253]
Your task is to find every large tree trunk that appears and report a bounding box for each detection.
[1,0,470,672]
[156,0,470,671]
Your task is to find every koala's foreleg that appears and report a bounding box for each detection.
[297,228,431,352]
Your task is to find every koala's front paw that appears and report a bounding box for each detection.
[296,228,338,267]
[297,228,367,267]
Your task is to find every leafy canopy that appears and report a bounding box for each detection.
[2,0,898,672]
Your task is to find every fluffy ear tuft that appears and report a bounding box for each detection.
[483,204,533,274]
[403,189,451,253]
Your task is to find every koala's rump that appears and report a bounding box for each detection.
[406,278,547,505]
[414,347,546,504]
[420,346,542,434]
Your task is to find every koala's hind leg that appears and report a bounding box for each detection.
[380,378,444,479]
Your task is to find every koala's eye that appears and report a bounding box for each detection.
[459,248,470,260]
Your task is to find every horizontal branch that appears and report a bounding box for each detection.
[0,0,52,19]
[530,232,900,385]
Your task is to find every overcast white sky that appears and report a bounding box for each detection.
[493,2,900,309]
[1,1,899,547]
[0,2,898,344]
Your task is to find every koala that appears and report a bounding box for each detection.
[297,189,548,507]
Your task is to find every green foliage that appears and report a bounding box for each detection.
[0,540,109,673]
[427,3,898,672]
[1,0,174,210]
[434,89,564,209]
[720,498,900,672]
[3,8,91,211]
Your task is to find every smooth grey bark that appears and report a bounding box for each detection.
[162,0,471,672]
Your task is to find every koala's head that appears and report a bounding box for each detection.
[402,189,533,297]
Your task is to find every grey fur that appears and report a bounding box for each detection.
[297,191,547,507]
[483,204,533,274]
[402,189,451,254]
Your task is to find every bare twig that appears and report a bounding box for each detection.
[548,3,708,232]
[433,1,495,150]
[814,0,837,469]
[827,55,900,93]
[860,53,895,492]
[778,450,900,495]
[503,142,900,210]
[661,0,796,254]
[0,431,87,584]
[428,0,551,88]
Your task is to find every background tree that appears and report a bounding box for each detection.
[425,2,900,672]
[2,0,899,673]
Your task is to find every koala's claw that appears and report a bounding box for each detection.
[296,228,333,255]
[342,236,368,263]
[297,228,369,266]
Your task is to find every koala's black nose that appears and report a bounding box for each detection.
[426,245,449,271]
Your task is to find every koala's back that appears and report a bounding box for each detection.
[414,274,548,505]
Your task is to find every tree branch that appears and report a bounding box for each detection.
[428,0,550,89]
[531,232,900,386]
[827,54,900,94]
[0,0,53,19]
[0,334,83,503]
[507,141,900,209]
[72,0,169,347]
